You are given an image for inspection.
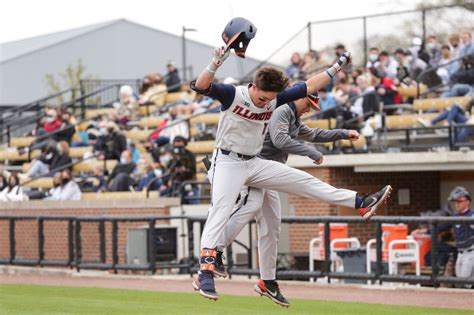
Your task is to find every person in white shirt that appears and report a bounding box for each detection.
[0,174,25,202]
[48,170,81,201]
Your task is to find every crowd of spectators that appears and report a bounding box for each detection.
[283,30,473,134]
[1,31,473,204]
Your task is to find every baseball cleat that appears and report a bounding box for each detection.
[214,251,228,278]
[357,185,392,221]
[193,271,219,301]
[254,279,290,308]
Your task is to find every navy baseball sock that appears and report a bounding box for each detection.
[355,195,363,208]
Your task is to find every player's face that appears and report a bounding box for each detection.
[294,98,311,117]
[251,87,278,108]
[451,198,470,213]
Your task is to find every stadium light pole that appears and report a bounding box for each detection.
[182,26,198,81]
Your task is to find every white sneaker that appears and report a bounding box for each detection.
[417,118,432,127]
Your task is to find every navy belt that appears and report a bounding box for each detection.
[220,149,255,160]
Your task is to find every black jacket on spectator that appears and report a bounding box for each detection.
[169,149,196,183]
[106,162,136,186]
[362,91,381,119]
[166,69,181,92]
[52,123,76,143]
[93,132,127,160]
[50,154,72,172]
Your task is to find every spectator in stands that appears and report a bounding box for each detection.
[143,140,162,169]
[90,165,106,192]
[350,74,380,120]
[165,62,181,93]
[459,30,474,59]
[301,51,319,79]
[370,67,399,107]
[450,31,474,87]
[0,174,25,202]
[437,45,461,85]
[140,75,152,95]
[350,68,364,85]
[285,52,303,80]
[113,85,138,126]
[93,121,127,161]
[375,51,398,79]
[30,108,62,151]
[49,169,81,201]
[160,136,197,202]
[366,47,380,69]
[0,175,6,192]
[136,160,162,191]
[139,73,167,107]
[21,141,72,180]
[394,48,413,86]
[317,88,338,119]
[151,106,189,147]
[412,187,473,288]
[128,142,140,164]
[418,100,474,143]
[448,33,462,59]
[42,172,63,200]
[407,37,428,79]
[334,78,358,108]
[106,150,137,192]
[52,110,76,144]
[426,35,442,68]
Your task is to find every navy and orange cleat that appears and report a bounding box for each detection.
[192,271,218,301]
[357,185,392,221]
[254,279,290,308]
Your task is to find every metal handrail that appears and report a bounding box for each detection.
[1,88,77,123]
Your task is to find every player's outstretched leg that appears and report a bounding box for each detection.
[254,279,290,308]
[356,185,393,221]
[192,249,219,300]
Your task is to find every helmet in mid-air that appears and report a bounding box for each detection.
[222,17,257,58]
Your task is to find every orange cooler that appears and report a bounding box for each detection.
[382,224,408,250]
[413,234,432,266]
[319,223,349,249]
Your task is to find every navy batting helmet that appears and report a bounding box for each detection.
[448,186,471,201]
[222,17,257,58]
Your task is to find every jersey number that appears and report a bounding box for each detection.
[262,123,269,135]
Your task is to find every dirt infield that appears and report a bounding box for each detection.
[0,267,472,311]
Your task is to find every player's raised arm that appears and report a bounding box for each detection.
[194,47,230,91]
[305,52,352,95]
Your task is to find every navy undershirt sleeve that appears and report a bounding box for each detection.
[276,81,308,107]
[208,83,236,111]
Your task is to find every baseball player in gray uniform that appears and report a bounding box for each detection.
[190,20,392,301]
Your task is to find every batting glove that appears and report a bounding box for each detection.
[327,51,352,78]
[207,46,230,74]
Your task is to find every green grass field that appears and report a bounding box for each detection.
[0,284,470,315]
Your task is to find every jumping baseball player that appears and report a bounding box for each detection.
[190,17,392,301]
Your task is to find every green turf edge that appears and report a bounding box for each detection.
[0,284,471,315]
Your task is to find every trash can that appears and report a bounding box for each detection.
[336,249,366,284]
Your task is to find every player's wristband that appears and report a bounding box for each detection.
[207,62,219,74]
[326,66,338,79]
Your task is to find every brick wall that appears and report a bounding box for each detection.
[288,167,440,255]
[0,207,170,265]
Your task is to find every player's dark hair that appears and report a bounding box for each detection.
[254,67,289,93]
